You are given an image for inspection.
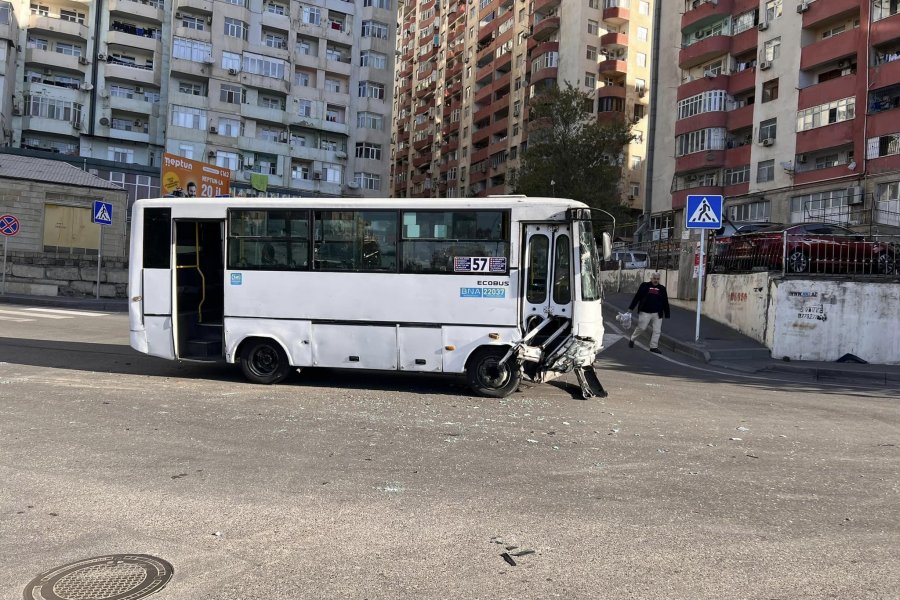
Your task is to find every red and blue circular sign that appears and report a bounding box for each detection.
[0,214,19,237]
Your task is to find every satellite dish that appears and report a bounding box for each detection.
[847,161,857,170]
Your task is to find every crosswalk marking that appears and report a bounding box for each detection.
[0,315,34,322]
[0,308,70,319]
[23,308,109,317]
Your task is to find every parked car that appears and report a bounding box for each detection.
[711,221,783,269]
[716,223,896,274]
[610,250,650,269]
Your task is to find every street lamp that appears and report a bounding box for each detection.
[550,179,556,196]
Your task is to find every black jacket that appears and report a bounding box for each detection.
[629,282,670,318]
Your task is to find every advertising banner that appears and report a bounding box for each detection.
[161,152,231,197]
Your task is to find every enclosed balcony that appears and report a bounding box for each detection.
[681,0,733,32]
[110,0,164,22]
[798,74,858,110]
[676,149,725,173]
[679,35,730,70]
[795,119,855,154]
[799,29,859,72]
[531,16,559,41]
[602,5,629,26]
[677,74,728,100]
[871,9,900,47]
[28,14,89,40]
[801,0,859,30]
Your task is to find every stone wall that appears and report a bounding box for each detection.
[1,250,128,298]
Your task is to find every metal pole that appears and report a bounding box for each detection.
[96,228,102,300]
[695,228,705,342]
[1,235,7,295]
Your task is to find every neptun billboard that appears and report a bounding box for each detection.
[161,153,231,197]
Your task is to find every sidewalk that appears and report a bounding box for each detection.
[0,292,127,312]
[604,292,900,386]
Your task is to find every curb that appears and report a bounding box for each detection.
[0,294,128,313]
[764,364,899,386]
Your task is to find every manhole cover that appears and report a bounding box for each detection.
[24,555,173,600]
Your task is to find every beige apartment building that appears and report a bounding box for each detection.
[0,0,395,202]
[649,0,900,240]
[391,0,652,209]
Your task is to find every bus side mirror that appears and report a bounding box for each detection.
[601,232,612,261]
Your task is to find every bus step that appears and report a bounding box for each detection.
[575,366,608,400]
[186,339,222,358]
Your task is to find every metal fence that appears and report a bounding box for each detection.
[710,232,900,278]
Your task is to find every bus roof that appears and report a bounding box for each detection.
[133,196,589,214]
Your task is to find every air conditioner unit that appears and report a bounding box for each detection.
[637,89,646,97]
[98,53,107,61]
[175,12,183,19]
[99,117,109,126]
[80,83,93,92]
[762,138,774,146]
[758,22,769,31]
[759,60,772,70]
[203,57,215,64]
[208,150,216,158]
[686,174,698,182]
[135,86,144,93]
[244,157,254,167]
[847,186,863,204]
[796,153,807,163]
[335,150,347,158]
[228,68,239,75]
[279,132,288,142]
[797,2,810,13]
[209,126,217,134]
[73,122,82,130]
[313,171,322,180]
[206,15,213,24]
[78,57,89,65]
[43,68,53,75]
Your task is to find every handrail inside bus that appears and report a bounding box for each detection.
[174,222,207,323]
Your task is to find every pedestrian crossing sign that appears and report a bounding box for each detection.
[685,195,723,229]
[92,201,113,226]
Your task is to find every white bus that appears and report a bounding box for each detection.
[127,196,611,398]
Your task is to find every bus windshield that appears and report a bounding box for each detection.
[579,221,600,301]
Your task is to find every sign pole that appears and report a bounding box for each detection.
[1,235,7,296]
[96,227,102,300]
[695,229,705,342]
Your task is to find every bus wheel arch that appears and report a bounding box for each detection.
[237,336,292,385]
[465,345,522,399]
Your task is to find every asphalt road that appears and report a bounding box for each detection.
[0,305,898,599]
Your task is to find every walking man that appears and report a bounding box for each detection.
[628,272,670,354]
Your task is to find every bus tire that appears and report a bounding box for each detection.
[466,346,521,398]
[240,338,291,385]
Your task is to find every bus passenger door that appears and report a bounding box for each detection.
[136,208,175,359]
[173,220,225,361]
[521,223,573,341]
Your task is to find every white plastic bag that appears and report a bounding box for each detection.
[615,311,633,330]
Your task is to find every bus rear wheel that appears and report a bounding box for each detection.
[240,338,291,384]
[466,346,521,398]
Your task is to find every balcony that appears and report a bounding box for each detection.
[242,102,286,124]
[531,41,559,63]
[799,29,859,72]
[109,95,154,115]
[676,150,725,174]
[871,54,900,89]
[109,0,164,22]
[871,10,900,47]
[104,61,159,86]
[597,85,626,100]
[25,48,82,72]
[21,116,81,138]
[106,30,160,53]
[868,109,900,139]
[727,67,755,95]
[533,0,561,15]
[724,144,751,168]
[798,74,858,110]
[730,26,758,56]
[726,104,753,131]
[679,35,730,70]
[28,15,89,40]
[795,119,855,154]
[801,0,859,30]
[600,32,628,49]
[169,57,209,78]
[602,6,629,25]
[675,111,727,136]
[598,59,626,76]
[681,0,733,31]
[530,66,558,85]
[793,163,857,186]
[531,16,559,41]
[677,74,728,100]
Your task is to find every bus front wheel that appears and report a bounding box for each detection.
[466,346,521,398]
[240,338,291,385]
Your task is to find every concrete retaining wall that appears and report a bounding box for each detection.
[704,272,771,344]
[2,251,127,298]
[768,279,900,364]
[601,269,680,298]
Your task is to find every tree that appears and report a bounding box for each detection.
[513,84,634,221]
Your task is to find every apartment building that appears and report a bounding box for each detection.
[649,0,900,237]
[2,0,394,203]
[391,0,652,207]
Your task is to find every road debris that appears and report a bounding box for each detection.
[500,552,516,566]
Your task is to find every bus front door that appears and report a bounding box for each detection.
[172,220,225,361]
[521,223,574,347]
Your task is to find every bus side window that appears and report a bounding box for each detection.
[143,208,171,269]
[553,234,571,304]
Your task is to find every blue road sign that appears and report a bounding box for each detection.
[685,195,723,229]
[92,201,113,226]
